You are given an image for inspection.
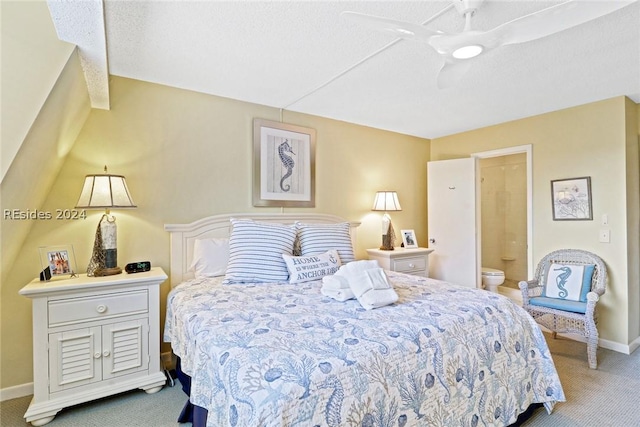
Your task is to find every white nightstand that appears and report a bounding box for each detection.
[19,268,168,426]
[367,247,434,277]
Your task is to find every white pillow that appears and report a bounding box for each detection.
[223,219,297,284]
[297,222,355,263]
[189,238,229,278]
[282,249,342,284]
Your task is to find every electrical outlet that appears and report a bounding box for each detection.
[599,229,610,243]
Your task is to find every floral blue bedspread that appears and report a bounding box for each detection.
[164,272,565,427]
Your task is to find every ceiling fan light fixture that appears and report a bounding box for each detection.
[394,28,415,36]
[452,44,483,59]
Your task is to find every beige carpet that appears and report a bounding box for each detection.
[523,333,640,426]
[2,333,639,426]
[0,382,187,427]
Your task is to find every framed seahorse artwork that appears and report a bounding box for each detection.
[550,176,593,220]
[253,118,316,207]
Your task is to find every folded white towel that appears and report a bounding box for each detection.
[347,266,398,310]
[357,268,398,310]
[343,260,379,277]
[322,272,355,301]
[320,260,397,308]
[321,274,350,291]
[321,286,355,302]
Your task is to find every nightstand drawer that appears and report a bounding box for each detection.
[393,256,427,273]
[48,290,148,327]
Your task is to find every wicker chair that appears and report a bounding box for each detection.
[519,249,607,369]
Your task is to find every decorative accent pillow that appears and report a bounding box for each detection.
[223,219,297,284]
[542,263,595,302]
[282,249,342,284]
[297,222,355,263]
[189,238,229,278]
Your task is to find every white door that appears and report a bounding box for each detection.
[427,158,480,288]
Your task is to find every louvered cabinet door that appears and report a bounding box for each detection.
[49,327,102,393]
[102,320,149,378]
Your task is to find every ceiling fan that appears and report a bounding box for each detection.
[342,0,635,88]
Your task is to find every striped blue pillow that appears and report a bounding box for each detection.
[297,222,355,263]
[223,219,297,284]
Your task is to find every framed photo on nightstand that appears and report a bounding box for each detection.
[39,245,77,280]
[401,230,418,248]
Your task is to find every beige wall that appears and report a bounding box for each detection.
[0,54,91,392]
[1,76,430,389]
[0,0,76,181]
[431,97,640,347]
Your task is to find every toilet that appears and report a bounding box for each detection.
[482,267,505,293]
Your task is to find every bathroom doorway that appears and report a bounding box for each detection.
[473,145,532,296]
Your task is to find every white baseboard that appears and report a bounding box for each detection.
[0,382,33,402]
[2,353,176,403]
[538,326,639,355]
[627,335,640,354]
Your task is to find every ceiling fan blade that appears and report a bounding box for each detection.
[484,0,636,47]
[437,59,472,89]
[340,11,442,42]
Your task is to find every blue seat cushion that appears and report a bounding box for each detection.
[529,296,587,314]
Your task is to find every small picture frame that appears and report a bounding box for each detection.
[551,176,593,221]
[39,245,78,280]
[401,229,418,248]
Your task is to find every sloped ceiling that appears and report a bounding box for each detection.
[51,0,640,139]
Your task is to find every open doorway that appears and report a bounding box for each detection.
[472,145,532,298]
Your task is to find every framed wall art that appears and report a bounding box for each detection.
[39,244,78,280]
[253,118,316,207]
[550,176,593,221]
[401,229,418,248]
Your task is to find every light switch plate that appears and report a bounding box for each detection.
[599,229,610,243]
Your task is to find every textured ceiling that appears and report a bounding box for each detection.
[54,0,640,139]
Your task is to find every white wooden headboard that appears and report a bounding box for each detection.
[164,213,360,286]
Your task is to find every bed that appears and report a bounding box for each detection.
[164,213,564,426]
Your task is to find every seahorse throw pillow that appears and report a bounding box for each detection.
[542,263,595,302]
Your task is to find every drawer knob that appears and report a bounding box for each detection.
[408,263,415,268]
[94,352,101,359]
[96,304,107,313]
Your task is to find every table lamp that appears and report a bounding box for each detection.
[372,191,402,250]
[75,166,136,276]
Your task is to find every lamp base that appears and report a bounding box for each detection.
[94,266,122,276]
[380,234,395,251]
[379,221,397,250]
